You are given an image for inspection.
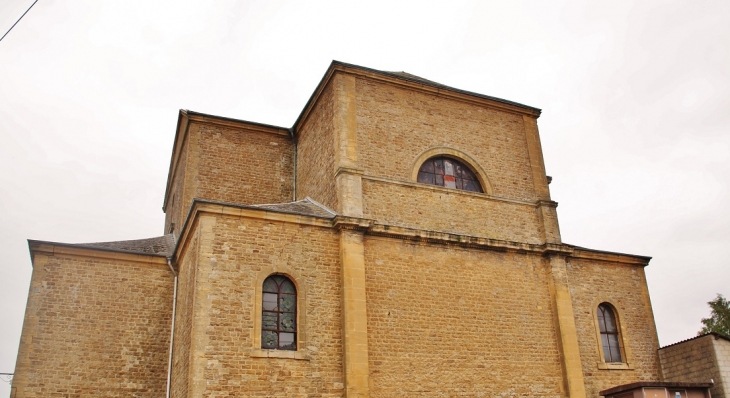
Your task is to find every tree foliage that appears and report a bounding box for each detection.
[699,294,730,337]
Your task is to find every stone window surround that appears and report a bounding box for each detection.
[250,267,309,360]
[410,147,494,195]
[591,298,634,370]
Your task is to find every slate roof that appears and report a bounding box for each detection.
[250,197,336,219]
[74,234,176,257]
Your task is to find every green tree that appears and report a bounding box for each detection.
[699,294,730,336]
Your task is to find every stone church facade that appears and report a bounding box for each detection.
[13,61,663,397]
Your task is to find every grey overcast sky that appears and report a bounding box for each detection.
[1,0,728,393]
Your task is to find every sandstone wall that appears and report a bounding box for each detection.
[170,231,199,398]
[12,251,173,397]
[164,120,295,236]
[567,257,662,397]
[164,129,188,235]
[354,77,537,201]
[363,236,565,397]
[196,123,294,206]
[185,214,344,397]
[362,178,543,243]
[296,80,339,211]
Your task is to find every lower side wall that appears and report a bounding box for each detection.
[12,251,173,397]
[364,237,565,397]
[568,257,662,397]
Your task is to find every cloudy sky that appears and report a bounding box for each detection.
[1,0,728,393]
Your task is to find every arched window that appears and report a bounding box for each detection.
[261,275,297,350]
[417,156,483,193]
[597,303,623,363]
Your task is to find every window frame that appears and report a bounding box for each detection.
[251,269,308,360]
[416,156,484,193]
[592,301,632,370]
[410,147,493,195]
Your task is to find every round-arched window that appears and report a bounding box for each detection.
[417,156,483,193]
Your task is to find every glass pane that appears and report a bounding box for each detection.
[597,307,607,332]
[607,335,622,362]
[280,313,296,331]
[464,179,480,192]
[279,333,296,350]
[434,175,444,186]
[599,305,617,332]
[280,295,296,312]
[280,279,296,294]
[417,172,434,184]
[263,277,277,292]
[263,293,278,311]
[262,331,278,349]
[419,160,434,173]
[262,312,278,330]
[455,178,463,190]
[444,175,456,188]
[601,334,611,362]
[434,159,444,175]
[444,159,454,176]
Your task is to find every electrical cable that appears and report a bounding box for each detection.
[0,0,39,43]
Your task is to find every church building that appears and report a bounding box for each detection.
[12,61,664,397]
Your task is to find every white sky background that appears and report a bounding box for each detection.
[0,0,728,393]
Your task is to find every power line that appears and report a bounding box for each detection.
[0,0,39,43]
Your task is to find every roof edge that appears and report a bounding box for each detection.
[27,239,170,266]
[567,244,652,266]
[292,60,542,134]
[659,331,730,349]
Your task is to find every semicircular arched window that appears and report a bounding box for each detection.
[417,156,483,193]
[261,275,297,350]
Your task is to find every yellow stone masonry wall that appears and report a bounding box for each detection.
[164,133,188,235]
[170,231,199,398]
[567,258,662,397]
[185,214,345,397]
[196,124,294,205]
[296,81,339,211]
[354,77,537,201]
[362,178,543,243]
[364,236,565,397]
[12,252,173,397]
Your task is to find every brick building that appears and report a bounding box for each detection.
[13,61,665,397]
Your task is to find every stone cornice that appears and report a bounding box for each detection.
[171,199,650,268]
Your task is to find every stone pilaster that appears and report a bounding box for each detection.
[547,253,586,398]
